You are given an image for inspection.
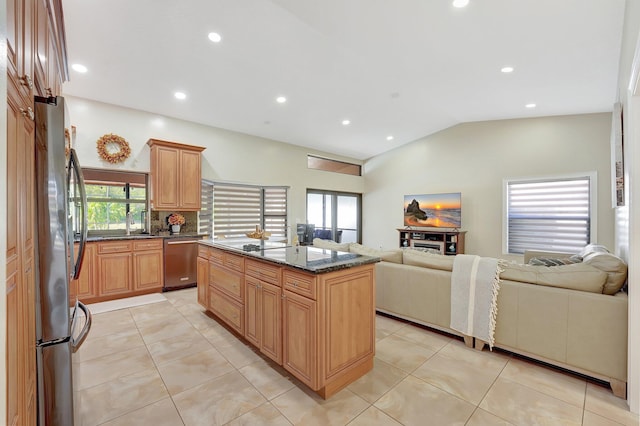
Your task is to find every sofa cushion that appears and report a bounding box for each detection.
[402,249,454,271]
[500,262,607,293]
[312,238,351,252]
[582,252,628,295]
[348,243,403,264]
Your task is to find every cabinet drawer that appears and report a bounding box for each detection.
[97,241,133,254]
[246,259,281,286]
[209,287,244,335]
[283,269,317,300]
[210,265,243,301]
[133,239,163,251]
[209,248,224,266]
[224,252,244,272]
[198,245,210,259]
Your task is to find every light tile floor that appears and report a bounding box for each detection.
[76,288,640,426]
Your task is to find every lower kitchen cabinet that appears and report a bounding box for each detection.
[133,239,163,291]
[209,286,244,335]
[245,276,282,364]
[71,242,97,302]
[197,256,209,307]
[197,244,376,399]
[282,288,317,388]
[77,238,165,304]
[97,251,133,296]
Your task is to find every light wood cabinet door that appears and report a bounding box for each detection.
[6,269,20,426]
[282,289,317,389]
[72,243,97,302]
[98,252,133,296]
[244,276,261,347]
[148,139,205,211]
[209,287,244,335]
[133,249,163,291]
[197,256,209,307]
[260,281,282,364]
[179,149,202,210]
[153,145,179,209]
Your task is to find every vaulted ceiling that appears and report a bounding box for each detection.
[62,0,626,160]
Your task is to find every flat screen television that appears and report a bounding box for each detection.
[404,192,461,228]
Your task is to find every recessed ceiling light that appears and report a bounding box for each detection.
[276,96,287,103]
[174,91,187,100]
[452,0,469,8]
[342,119,351,126]
[208,32,222,43]
[525,103,536,108]
[501,66,514,73]
[386,135,394,141]
[72,63,88,73]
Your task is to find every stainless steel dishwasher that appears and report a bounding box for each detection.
[163,236,200,291]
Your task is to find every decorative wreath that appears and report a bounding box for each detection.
[96,133,131,163]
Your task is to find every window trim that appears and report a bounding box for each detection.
[306,188,362,244]
[502,172,597,255]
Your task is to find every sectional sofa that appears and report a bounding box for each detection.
[312,239,629,398]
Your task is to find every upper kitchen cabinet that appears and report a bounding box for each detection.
[147,139,206,211]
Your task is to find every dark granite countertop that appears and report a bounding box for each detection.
[198,239,380,274]
[85,233,208,242]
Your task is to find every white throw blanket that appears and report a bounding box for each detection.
[450,255,503,349]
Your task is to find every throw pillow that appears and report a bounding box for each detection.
[528,256,581,267]
[582,252,628,295]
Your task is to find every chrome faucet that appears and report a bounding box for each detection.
[126,212,134,236]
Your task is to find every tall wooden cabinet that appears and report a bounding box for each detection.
[147,139,205,211]
[6,0,67,423]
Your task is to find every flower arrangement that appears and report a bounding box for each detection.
[167,213,185,226]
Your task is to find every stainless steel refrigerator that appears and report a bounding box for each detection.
[34,96,92,425]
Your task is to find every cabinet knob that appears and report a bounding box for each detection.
[20,107,34,120]
[19,74,33,89]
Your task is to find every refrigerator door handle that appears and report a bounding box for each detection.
[68,148,88,280]
[71,301,92,353]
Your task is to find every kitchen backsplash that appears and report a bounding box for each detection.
[150,210,198,235]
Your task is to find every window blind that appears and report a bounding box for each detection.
[201,181,288,240]
[264,187,288,237]
[199,180,214,237]
[506,177,591,254]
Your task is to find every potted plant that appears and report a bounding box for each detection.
[167,213,185,234]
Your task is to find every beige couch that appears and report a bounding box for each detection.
[312,239,629,398]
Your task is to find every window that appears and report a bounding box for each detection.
[307,155,361,176]
[306,190,361,243]
[82,169,148,233]
[504,174,595,254]
[199,180,288,239]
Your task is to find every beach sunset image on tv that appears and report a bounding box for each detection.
[404,193,461,228]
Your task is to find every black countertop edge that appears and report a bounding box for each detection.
[198,239,380,274]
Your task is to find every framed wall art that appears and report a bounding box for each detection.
[610,102,625,207]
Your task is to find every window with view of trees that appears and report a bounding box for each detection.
[82,169,148,233]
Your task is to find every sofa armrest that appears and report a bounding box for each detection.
[523,250,573,264]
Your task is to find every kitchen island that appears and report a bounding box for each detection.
[197,239,380,399]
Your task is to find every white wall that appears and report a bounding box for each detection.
[618,0,640,413]
[363,113,615,258]
[65,96,365,230]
